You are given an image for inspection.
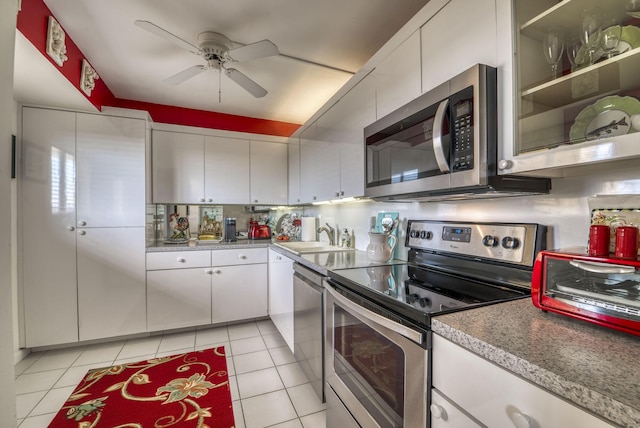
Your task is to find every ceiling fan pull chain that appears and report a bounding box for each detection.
[218,68,222,103]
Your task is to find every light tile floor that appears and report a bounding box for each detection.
[15,319,326,428]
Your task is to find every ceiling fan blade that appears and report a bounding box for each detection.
[225,68,267,98]
[134,20,200,54]
[163,65,206,85]
[228,40,279,62]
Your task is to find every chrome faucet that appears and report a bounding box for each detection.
[317,223,335,246]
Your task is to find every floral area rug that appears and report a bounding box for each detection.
[49,346,235,427]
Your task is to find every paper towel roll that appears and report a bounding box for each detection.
[301,217,316,241]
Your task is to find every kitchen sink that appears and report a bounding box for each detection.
[274,241,355,255]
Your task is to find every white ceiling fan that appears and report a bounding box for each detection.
[134,20,279,98]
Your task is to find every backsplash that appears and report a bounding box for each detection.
[302,165,640,259]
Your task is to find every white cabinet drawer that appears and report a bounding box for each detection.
[211,248,268,266]
[431,389,481,428]
[432,335,614,428]
[146,250,211,270]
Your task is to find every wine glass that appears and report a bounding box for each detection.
[542,28,565,79]
[566,34,584,69]
[580,8,602,66]
[601,15,622,59]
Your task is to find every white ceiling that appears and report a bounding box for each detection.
[14,0,430,125]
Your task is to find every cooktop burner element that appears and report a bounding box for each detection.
[328,220,547,327]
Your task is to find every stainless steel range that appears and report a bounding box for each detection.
[324,220,547,428]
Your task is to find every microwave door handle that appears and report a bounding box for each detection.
[432,98,450,173]
[569,260,636,274]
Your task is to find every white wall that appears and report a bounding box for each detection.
[1,0,18,426]
[303,165,640,260]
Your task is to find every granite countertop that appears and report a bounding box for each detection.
[269,245,405,275]
[146,239,272,252]
[432,299,640,427]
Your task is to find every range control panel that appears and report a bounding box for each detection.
[406,220,545,267]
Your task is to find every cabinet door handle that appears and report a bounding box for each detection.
[510,411,533,428]
[429,404,447,421]
[214,269,222,274]
[67,226,75,231]
[200,198,206,203]
[208,198,213,202]
[275,256,282,261]
[177,257,186,263]
[205,269,214,275]
[78,230,86,236]
[78,221,87,226]
[238,254,247,260]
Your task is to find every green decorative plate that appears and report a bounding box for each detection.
[572,25,640,70]
[569,95,640,142]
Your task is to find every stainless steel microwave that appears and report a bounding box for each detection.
[364,64,550,201]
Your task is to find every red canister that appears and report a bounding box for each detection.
[614,226,639,260]
[588,224,610,257]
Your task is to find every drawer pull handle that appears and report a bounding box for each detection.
[429,404,447,421]
[177,257,186,263]
[511,411,532,428]
[238,254,247,259]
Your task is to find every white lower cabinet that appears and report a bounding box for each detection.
[146,248,268,331]
[431,389,481,428]
[147,267,213,331]
[432,334,615,428]
[77,227,146,341]
[268,249,294,351]
[212,264,268,324]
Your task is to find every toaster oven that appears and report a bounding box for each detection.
[531,249,640,336]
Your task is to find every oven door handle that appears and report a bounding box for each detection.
[326,285,425,345]
[432,98,450,173]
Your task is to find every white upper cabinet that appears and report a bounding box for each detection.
[421,0,497,93]
[204,136,250,204]
[500,0,640,176]
[374,30,422,118]
[152,130,204,203]
[288,141,301,205]
[76,113,146,227]
[250,140,288,205]
[152,131,253,204]
[300,139,339,203]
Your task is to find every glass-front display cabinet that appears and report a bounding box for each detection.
[511,0,640,169]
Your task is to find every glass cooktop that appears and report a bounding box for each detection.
[328,263,528,327]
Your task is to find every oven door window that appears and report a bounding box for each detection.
[366,103,450,188]
[333,305,405,428]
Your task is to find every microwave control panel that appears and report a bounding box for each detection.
[451,87,474,172]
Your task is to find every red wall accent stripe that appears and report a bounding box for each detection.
[16,0,115,110]
[16,0,301,137]
[111,98,300,137]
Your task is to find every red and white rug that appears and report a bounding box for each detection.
[49,346,235,427]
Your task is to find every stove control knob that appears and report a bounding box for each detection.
[419,230,433,240]
[501,236,520,250]
[410,230,418,238]
[482,235,499,247]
